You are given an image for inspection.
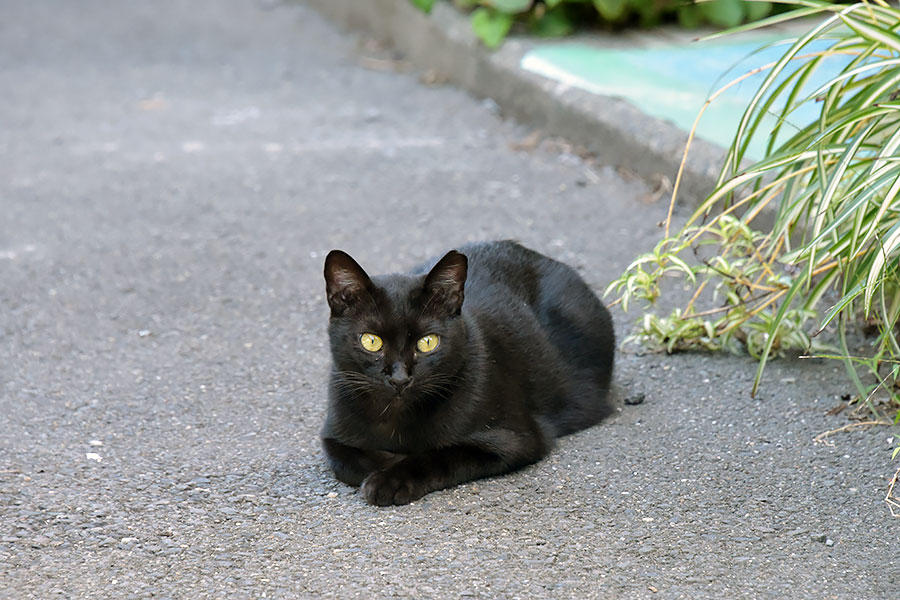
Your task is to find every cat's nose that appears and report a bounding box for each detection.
[389,362,411,392]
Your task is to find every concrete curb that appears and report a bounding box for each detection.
[300,0,727,204]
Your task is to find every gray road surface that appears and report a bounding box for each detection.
[1,1,898,598]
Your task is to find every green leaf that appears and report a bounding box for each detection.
[410,0,436,12]
[839,11,900,54]
[664,255,698,284]
[807,118,881,281]
[592,0,628,22]
[744,1,773,22]
[752,269,807,397]
[482,0,532,14]
[698,0,745,28]
[819,281,864,331]
[630,0,656,20]
[471,7,513,48]
[531,8,574,38]
[698,5,827,42]
[865,222,900,314]
[677,5,702,28]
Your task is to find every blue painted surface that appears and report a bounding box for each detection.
[522,35,848,160]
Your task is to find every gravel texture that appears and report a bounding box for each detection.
[1,1,898,598]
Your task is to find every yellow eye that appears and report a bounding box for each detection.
[359,333,383,352]
[416,334,440,353]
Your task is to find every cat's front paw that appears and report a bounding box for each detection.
[361,469,426,506]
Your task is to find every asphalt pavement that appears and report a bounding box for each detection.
[1,1,898,598]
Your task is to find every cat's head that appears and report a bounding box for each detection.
[324,249,468,404]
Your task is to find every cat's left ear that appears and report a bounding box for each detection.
[324,250,373,316]
[424,250,467,315]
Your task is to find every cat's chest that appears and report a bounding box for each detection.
[353,396,449,452]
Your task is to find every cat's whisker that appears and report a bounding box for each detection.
[334,370,372,382]
[331,371,382,399]
[416,376,459,398]
[333,371,376,386]
[418,384,453,399]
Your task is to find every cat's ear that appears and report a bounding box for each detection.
[423,250,467,315]
[324,250,373,316]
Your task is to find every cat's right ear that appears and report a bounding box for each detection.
[324,250,373,316]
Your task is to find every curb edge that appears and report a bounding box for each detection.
[300,0,726,204]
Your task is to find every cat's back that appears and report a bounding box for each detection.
[454,240,576,306]
[412,239,611,340]
[454,240,615,434]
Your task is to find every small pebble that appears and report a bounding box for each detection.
[624,393,646,406]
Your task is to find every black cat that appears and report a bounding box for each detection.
[321,240,614,505]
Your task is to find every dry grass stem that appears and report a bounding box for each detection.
[886,466,900,517]
[813,419,891,446]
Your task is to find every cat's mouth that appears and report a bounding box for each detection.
[386,378,413,399]
[371,382,414,416]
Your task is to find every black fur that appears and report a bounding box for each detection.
[321,241,614,505]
